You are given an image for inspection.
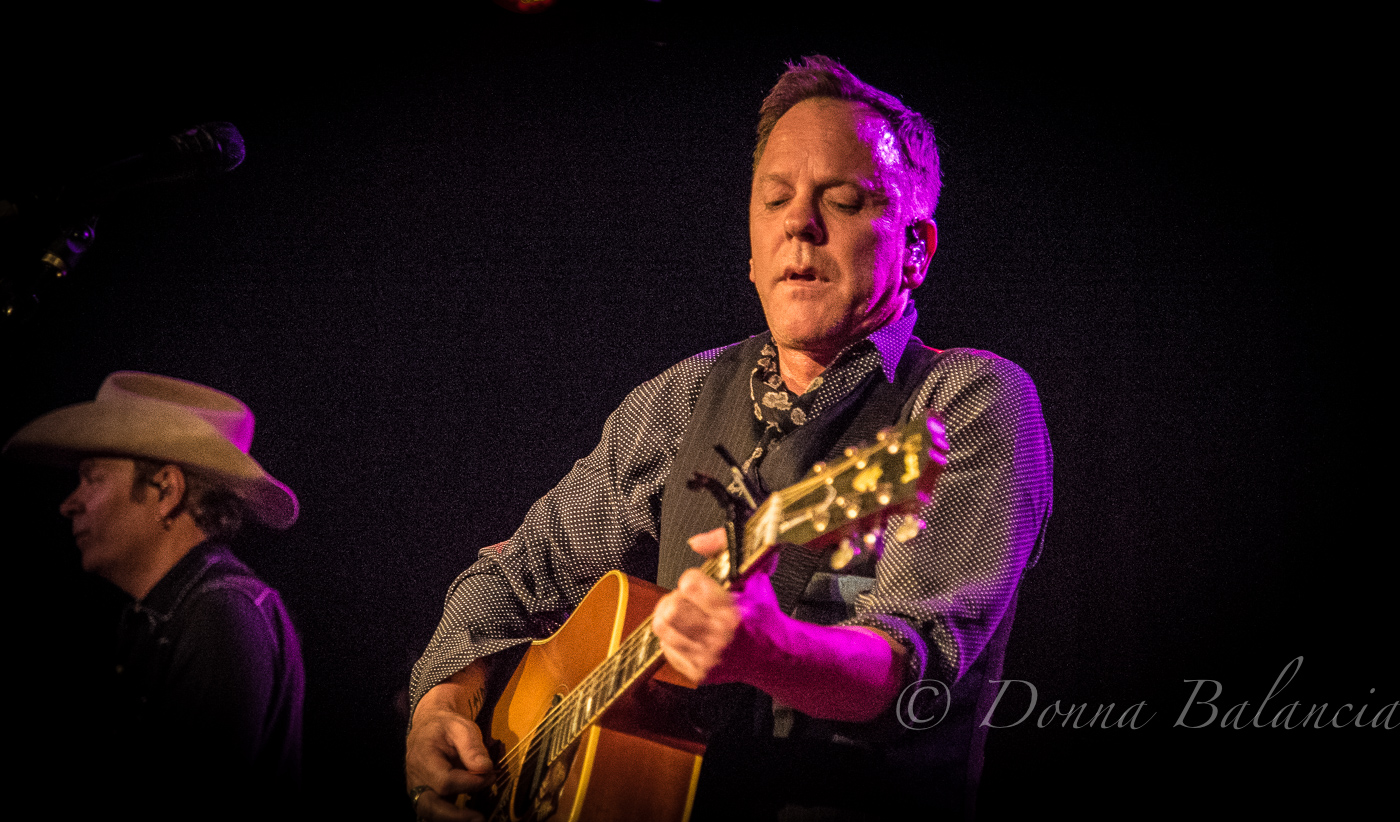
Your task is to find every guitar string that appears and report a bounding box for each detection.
[491,549,731,778]
[486,617,674,821]
[492,574,702,769]
[487,511,800,816]
[490,467,823,779]
[486,430,931,796]
[489,440,893,772]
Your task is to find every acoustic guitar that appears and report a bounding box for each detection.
[471,413,949,822]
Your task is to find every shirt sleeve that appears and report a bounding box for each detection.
[841,349,1054,687]
[408,352,718,720]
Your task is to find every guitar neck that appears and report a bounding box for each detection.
[533,415,944,766]
[537,535,752,764]
[539,618,668,764]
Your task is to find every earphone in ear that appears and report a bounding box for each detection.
[906,225,927,268]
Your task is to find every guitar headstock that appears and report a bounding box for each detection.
[721,412,949,579]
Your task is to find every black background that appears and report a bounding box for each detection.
[3,3,1387,817]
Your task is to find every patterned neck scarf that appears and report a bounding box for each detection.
[735,342,824,490]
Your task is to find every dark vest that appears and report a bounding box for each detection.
[657,332,944,594]
[656,334,1014,819]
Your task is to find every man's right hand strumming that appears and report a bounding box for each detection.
[406,665,495,822]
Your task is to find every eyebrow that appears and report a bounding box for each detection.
[754,172,886,195]
[78,458,112,478]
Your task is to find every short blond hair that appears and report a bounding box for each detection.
[754,55,941,219]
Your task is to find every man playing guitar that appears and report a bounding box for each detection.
[406,56,1052,821]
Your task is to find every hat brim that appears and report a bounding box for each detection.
[4,400,299,529]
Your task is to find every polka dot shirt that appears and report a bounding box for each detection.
[409,307,1053,721]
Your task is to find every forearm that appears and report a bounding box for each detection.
[657,534,911,722]
[407,560,539,721]
[744,622,908,723]
[848,350,1051,685]
[413,661,489,729]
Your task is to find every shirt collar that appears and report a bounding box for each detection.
[134,540,224,619]
[835,302,918,383]
[869,302,918,382]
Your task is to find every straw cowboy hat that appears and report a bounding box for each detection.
[4,371,298,529]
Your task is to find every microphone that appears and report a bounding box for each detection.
[64,122,246,205]
[1,122,246,328]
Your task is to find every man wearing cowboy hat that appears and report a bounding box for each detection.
[5,371,305,810]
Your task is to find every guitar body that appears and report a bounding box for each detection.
[483,571,705,822]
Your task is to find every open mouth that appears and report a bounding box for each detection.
[783,266,824,282]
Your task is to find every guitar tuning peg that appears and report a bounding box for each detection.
[894,516,925,544]
[863,527,884,559]
[831,537,855,570]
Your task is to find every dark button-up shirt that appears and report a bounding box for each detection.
[105,541,304,810]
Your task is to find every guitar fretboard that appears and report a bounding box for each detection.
[499,417,940,797]
[539,548,731,765]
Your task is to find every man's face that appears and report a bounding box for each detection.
[749,98,916,361]
[60,457,161,582]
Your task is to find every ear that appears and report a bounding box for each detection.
[748,258,756,283]
[903,219,937,290]
[151,464,188,520]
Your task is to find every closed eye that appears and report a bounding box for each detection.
[824,186,866,214]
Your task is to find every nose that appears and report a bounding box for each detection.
[60,488,81,519]
[783,196,825,245]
